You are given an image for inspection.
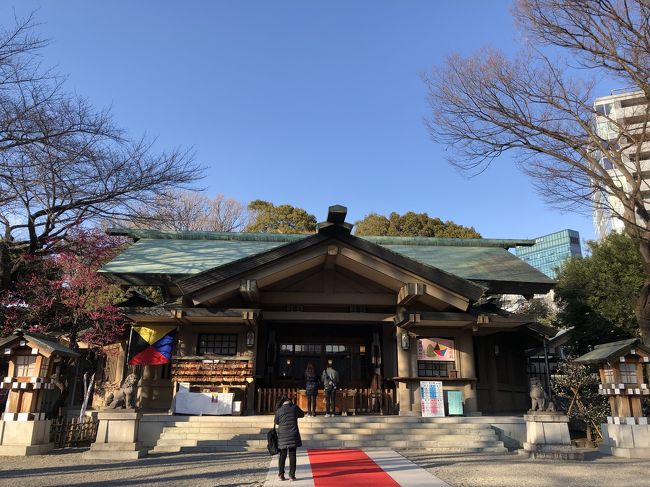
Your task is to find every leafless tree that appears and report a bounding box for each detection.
[0,14,203,290]
[424,0,650,343]
[126,191,247,232]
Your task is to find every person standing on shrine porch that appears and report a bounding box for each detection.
[321,359,339,417]
[304,363,319,417]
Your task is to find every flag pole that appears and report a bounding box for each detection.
[122,325,134,383]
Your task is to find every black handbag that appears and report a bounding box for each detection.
[267,424,279,456]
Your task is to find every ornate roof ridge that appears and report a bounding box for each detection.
[108,228,533,249]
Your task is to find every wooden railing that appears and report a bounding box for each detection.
[256,387,395,415]
[50,416,99,448]
[257,388,301,414]
[352,387,395,414]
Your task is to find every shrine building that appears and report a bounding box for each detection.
[100,205,555,416]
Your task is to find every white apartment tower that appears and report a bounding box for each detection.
[593,90,650,239]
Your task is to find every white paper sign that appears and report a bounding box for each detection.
[420,380,445,417]
[173,391,234,415]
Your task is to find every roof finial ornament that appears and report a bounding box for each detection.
[318,205,353,235]
[327,205,347,224]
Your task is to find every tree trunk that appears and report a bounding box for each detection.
[635,281,650,346]
[0,241,11,292]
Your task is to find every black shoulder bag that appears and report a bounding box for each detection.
[267,424,279,456]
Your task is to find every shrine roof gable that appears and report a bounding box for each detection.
[574,338,650,364]
[176,230,486,301]
[0,332,79,358]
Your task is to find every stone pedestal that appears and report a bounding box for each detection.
[599,417,650,458]
[521,413,583,460]
[84,410,147,460]
[0,419,53,456]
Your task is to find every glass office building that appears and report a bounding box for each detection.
[515,230,582,278]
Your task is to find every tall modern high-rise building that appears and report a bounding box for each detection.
[515,229,582,278]
[593,90,650,240]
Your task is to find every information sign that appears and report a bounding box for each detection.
[420,380,445,417]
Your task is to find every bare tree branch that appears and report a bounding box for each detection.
[424,0,650,341]
[124,190,247,232]
[0,13,204,290]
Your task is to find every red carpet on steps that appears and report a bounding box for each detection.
[307,449,400,487]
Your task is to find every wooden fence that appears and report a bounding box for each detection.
[256,387,395,415]
[257,388,300,414]
[50,416,99,448]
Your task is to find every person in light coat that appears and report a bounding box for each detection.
[321,359,339,417]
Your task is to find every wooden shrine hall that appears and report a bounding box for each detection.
[101,205,556,416]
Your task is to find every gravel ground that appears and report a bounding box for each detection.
[0,450,269,487]
[1,448,649,487]
[401,449,650,487]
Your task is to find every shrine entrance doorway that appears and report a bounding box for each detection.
[270,323,383,390]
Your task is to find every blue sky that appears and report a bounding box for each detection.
[6,1,598,243]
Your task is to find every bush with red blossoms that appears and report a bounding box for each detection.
[0,229,129,349]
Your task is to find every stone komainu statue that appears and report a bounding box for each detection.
[104,373,139,409]
[529,377,556,413]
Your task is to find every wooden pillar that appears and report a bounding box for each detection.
[631,397,643,417]
[457,331,478,414]
[608,396,618,417]
[396,326,414,415]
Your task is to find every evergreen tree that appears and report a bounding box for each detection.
[554,233,644,354]
[355,211,481,238]
[245,200,317,234]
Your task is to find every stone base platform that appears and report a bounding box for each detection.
[83,410,147,460]
[0,442,54,456]
[521,442,583,460]
[521,413,583,460]
[0,419,54,456]
[600,421,650,458]
[84,441,147,460]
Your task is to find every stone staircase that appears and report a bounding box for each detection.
[151,415,508,454]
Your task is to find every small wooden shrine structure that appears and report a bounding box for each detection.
[0,330,78,455]
[575,338,650,458]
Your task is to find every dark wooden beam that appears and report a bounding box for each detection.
[240,279,260,303]
[260,292,394,306]
[323,244,338,270]
[397,283,425,306]
[393,307,420,328]
[242,310,261,327]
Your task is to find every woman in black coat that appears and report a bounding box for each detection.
[274,395,304,481]
[304,363,319,417]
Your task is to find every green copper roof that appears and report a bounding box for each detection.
[101,238,287,275]
[0,332,79,358]
[101,229,553,293]
[574,338,650,364]
[108,228,306,243]
[108,228,534,248]
[380,244,552,284]
[363,236,535,248]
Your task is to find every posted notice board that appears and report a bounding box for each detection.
[420,380,445,417]
[417,338,455,362]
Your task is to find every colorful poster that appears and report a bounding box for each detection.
[417,338,455,362]
[420,380,445,417]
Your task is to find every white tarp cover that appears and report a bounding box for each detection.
[173,390,234,415]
